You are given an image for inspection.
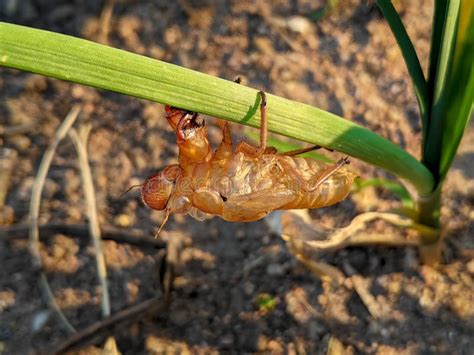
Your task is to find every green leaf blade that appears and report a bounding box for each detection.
[423,0,473,183]
[427,0,448,105]
[376,0,429,139]
[0,22,435,195]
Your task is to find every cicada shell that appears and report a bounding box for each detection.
[141,91,356,230]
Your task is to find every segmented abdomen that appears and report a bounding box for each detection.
[278,156,356,209]
[206,153,356,209]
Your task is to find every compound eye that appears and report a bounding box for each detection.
[140,166,181,211]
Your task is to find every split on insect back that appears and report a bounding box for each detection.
[136,90,357,237]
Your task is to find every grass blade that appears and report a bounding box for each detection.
[423,0,473,183]
[438,0,474,180]
[376,0,429,138]
[427,0,448,106]
[0,22,434,195]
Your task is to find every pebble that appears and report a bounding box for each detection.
[24,75,48,92]
[286,16,314,35]
[266,263,285,276]
[266,339,284,352]
[308,320,326,340]
[243,281,255,296]
[466,259,474,275]
[115,213,132,227]
[11,135,31,151]
[403,248,419,270]
[0,206,14,225]
[170,308,190,327]
[220,333,234,348]
[31,310,51,333]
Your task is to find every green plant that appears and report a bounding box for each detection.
[0,0,472,265]
[376,0,474,263]
[256,293,278,313]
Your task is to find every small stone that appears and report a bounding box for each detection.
[24,75,48,92]
[143,104,161,128]
[243,281,255,296]
[0,206,14,225]
[115,214,132,227]
[11,135,31,151]
[164,25,182,46]
[236,229,245,239]
[266,263,285,276]
[126,280,140,304]
[170,308,190,327]
[51,243,66,258]
[419,288,435,311]
[254,37,275,55]
[0,289,15,311]
[267,339,284,352]
[43,178,60,198]
[308,320,327,340]
[286,16,314,35]
[403,248,419,270]
[262,234,271,244]
[368,321,382,335]
[31,310,51,333]
[220,334,234,348]
[466,259,474,275]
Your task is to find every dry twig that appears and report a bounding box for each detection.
[97,0,116,45]
[49,296,168,355]
[1,223,166,248]
[351,275,390,320]
[0,148,17,207]
[0,148,17,225]
[0,122,37,136]
[69,126,111,318]
[29,106,81,334]
[327,336,353,355]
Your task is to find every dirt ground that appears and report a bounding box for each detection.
[1,0,473,354]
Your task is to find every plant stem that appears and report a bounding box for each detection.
[416,185,442,265]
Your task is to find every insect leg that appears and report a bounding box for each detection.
[214,120,233,160]
[307,156,350,192]
[235,90,268,158]
[119,183,142,198]
[258,90,268,153]
[280,145,338,156]
[279,145,322,156]
[154,208,171,238]
[213,75,241,160]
